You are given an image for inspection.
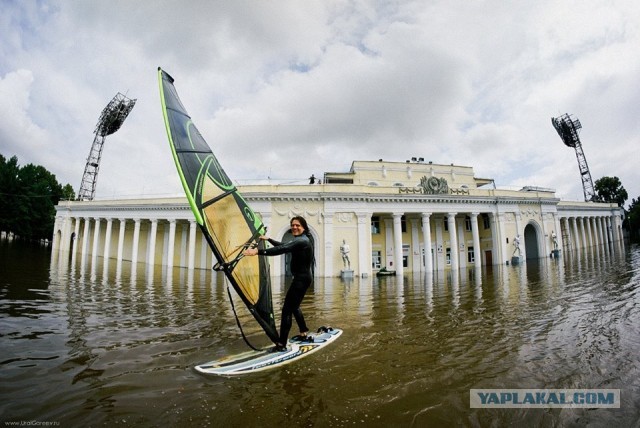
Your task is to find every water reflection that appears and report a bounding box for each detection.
[2,240,639,426]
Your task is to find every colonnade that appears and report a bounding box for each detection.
[369,210,508,277]
[52,199,625,277]
[58,215,211,272]
[559,214,622,254]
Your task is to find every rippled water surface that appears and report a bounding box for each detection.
[1,241,639,427]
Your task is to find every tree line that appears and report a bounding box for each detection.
[593,176,639,243]
[0,154,75,241]
[1,152,639,243]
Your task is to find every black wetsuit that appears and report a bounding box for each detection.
[258,234,313,345]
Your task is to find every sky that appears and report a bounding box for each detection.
[1,0,639,207]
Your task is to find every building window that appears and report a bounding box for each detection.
[371,216,380,234]
[465,216,472,231]
[401,216,406,233]
[372,251,381,269]
[446,247,451,265]
[483,214,490,230]
[467,246,475,263]
[444,217,448,231]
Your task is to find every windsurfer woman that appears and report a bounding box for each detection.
[243,216,315,351]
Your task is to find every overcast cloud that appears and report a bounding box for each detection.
[1,0,638,206]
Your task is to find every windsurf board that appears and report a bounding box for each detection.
[195,327,342,376]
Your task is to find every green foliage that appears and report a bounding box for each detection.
[594,176,628,207]
[0,154,75,241]
[62,184,75,200]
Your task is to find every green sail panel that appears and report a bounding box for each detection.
[158,68,279,344]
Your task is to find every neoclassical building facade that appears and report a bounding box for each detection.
[52,160,624,277]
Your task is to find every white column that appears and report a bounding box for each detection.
[357,212,372,277]
[147,219,158,266]
[166,219,177,268]
[584,217,593,248]
[571,217,580,251]
[392,213,404,276]
[597,217,605,247]
[81,217,91,256]
[593,217,600,248]
[131,218,141,265]
[200,235,209,269]
[613,215,622,245]
[91,217,101,263]
[447,213,458,271]
[470,212,481,268]
[117,218,126,262]
[72,217,80,257]
[188,219,197,270]
[579,217,587,250]
[179,223,188,267]
[562,217,571,251]
[384,218,394,270]
[592,217,598,247]
[410,218,421,272]
[104,218,113,260]
[54,216,65,256]
[421,213,433,272]
[495,213,507,264]
[606,217,613,244]
[456,216,467,269]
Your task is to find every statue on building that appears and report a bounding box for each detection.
[512,234,521,257]
[340,239,351,269]
[551,230,558,250]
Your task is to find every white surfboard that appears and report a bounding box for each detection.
[195,327,342,376]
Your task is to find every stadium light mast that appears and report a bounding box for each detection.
[551,113,596,202]
[77,92,136,201]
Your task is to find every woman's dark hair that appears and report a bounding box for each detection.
[290,216,309,232]
[291,216,316,274]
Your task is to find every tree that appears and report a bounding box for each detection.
[594,176,628,207]
[0,154,73,241]
[0,155,21,236]
[61,184,75,200]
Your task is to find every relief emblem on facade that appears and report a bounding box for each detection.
[420,176,449,194]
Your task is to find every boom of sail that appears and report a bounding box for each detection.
[157,67,279,344]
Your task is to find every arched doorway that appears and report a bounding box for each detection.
[524,224,539,259]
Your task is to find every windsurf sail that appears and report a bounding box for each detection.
[158,67,279,345]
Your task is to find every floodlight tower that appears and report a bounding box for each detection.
[77,92,136,201]
[551,113,596,202]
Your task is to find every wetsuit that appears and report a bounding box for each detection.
[257,234,313,345]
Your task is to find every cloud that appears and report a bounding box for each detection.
[0,0,638,206]
[0,69,48,165]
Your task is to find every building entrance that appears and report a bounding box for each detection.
[524,224,539,259]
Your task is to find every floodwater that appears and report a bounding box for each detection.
[1,240,639,427]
